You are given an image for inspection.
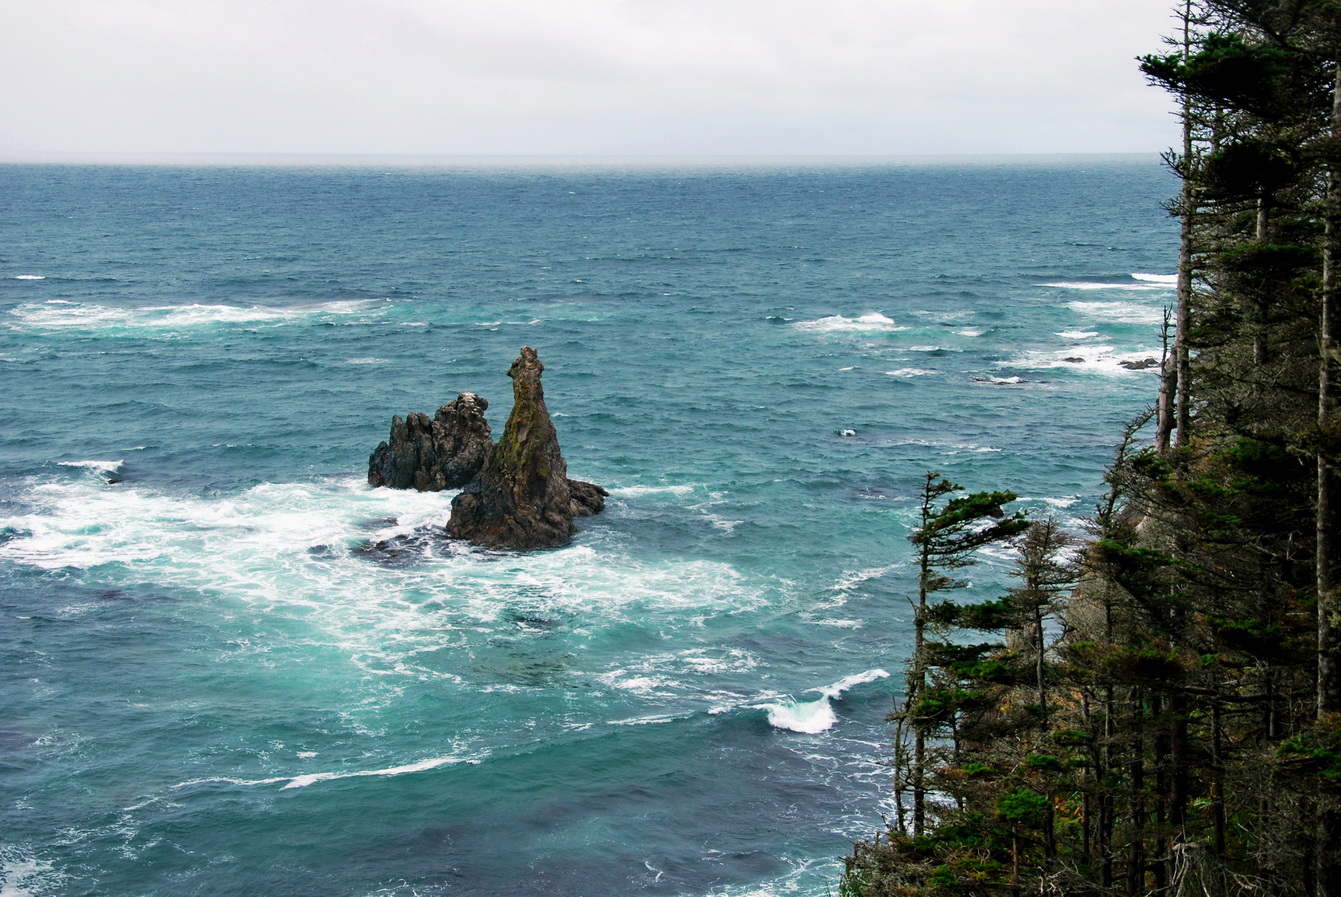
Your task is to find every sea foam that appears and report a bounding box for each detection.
[1066,300,1164,325]
[793,312,905,333]
[6,299,380,335]
[759,669,890,734]
[280,755,475,790]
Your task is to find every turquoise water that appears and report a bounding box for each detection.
[0,157,1176,896]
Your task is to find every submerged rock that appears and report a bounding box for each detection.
[447,347,606,549]
[367,392,493,491]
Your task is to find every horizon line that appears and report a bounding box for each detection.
[0,150,1165,170]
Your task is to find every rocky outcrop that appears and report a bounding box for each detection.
[447,347,606,549]
[1119,357,1160,370]
[367,392,493,491]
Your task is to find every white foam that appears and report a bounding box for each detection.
[1014,344,1163,375]
[832,565,898,591]
[1021,495,1080,509]
[793,312,905,333]
[57,459,124,475]
[1056,331,1098,340]
[12,274,45,280]
[6,299,379,335]
[1045,280,1170,292]
[281,754,472,789]
[884,368,935,378]
[609,714,681,727]
[1067,300,1164,324]
[956,328,984,337]
[1132,272,1177,283]
[762,696,837,734]
[760,669,890,734]
[886,437,1001,454]
[608,483,696,498]
[974,376,1022,385]
[817,668,890,699]
[174,753,478,792]
[0,845,65,896]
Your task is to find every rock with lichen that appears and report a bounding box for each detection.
[447,347,605,549]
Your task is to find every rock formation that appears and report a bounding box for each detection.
[367,392,493,491]
[447,347,605,549]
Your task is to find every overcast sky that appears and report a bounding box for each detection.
[2,0,1182,159]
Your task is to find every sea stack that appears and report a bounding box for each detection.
[367,392,493,491]
[447,347,606,549]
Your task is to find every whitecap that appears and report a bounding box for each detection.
[761,696,837,734]
[972,376,1022,385]
[1132,272,1177,283]
[1066,301,1164,324]
[832,565,898,591]
[759,669,890,734]
[0,844,65,896]
[0,472,772,699]
[6,299,380,335]
[57,459,124,475]
[1021,495,1080,509]
[1014,344,1164,375]
[596,670,679,698]
[792,312,905,333]
[609,714,681,727]
[607,483,696,498]
[956,328,984,337]
[884,368,935,378]
[1056,331,1099,340]
[13,274,45,280]
[281,754,474,790]
[1044,280,1169,292]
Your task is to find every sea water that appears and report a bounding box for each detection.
[0,157,1176,896]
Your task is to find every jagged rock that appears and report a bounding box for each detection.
[568,479,608,518]
[368,392,493,491]
[1119,357,1160,370]
[447,347,602,549]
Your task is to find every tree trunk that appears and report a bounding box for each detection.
[1317,55,1341,897]
[1174,0,1195,450]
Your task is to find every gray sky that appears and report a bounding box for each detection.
[2,0,1181,158]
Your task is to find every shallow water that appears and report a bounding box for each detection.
[0,157,1175,896]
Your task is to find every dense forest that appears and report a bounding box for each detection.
[841,1,1341,894]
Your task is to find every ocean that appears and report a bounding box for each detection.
[0,156,1177,896]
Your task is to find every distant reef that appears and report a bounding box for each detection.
[367,347,606,550]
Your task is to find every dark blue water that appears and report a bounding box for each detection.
[0,157,1176,896]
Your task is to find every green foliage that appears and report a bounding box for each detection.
[1025,752,1063,772]
[925,598,1014,630]
[995,787,1049,824]
[1049,728,1094,747]
[1279,715,1341,782]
